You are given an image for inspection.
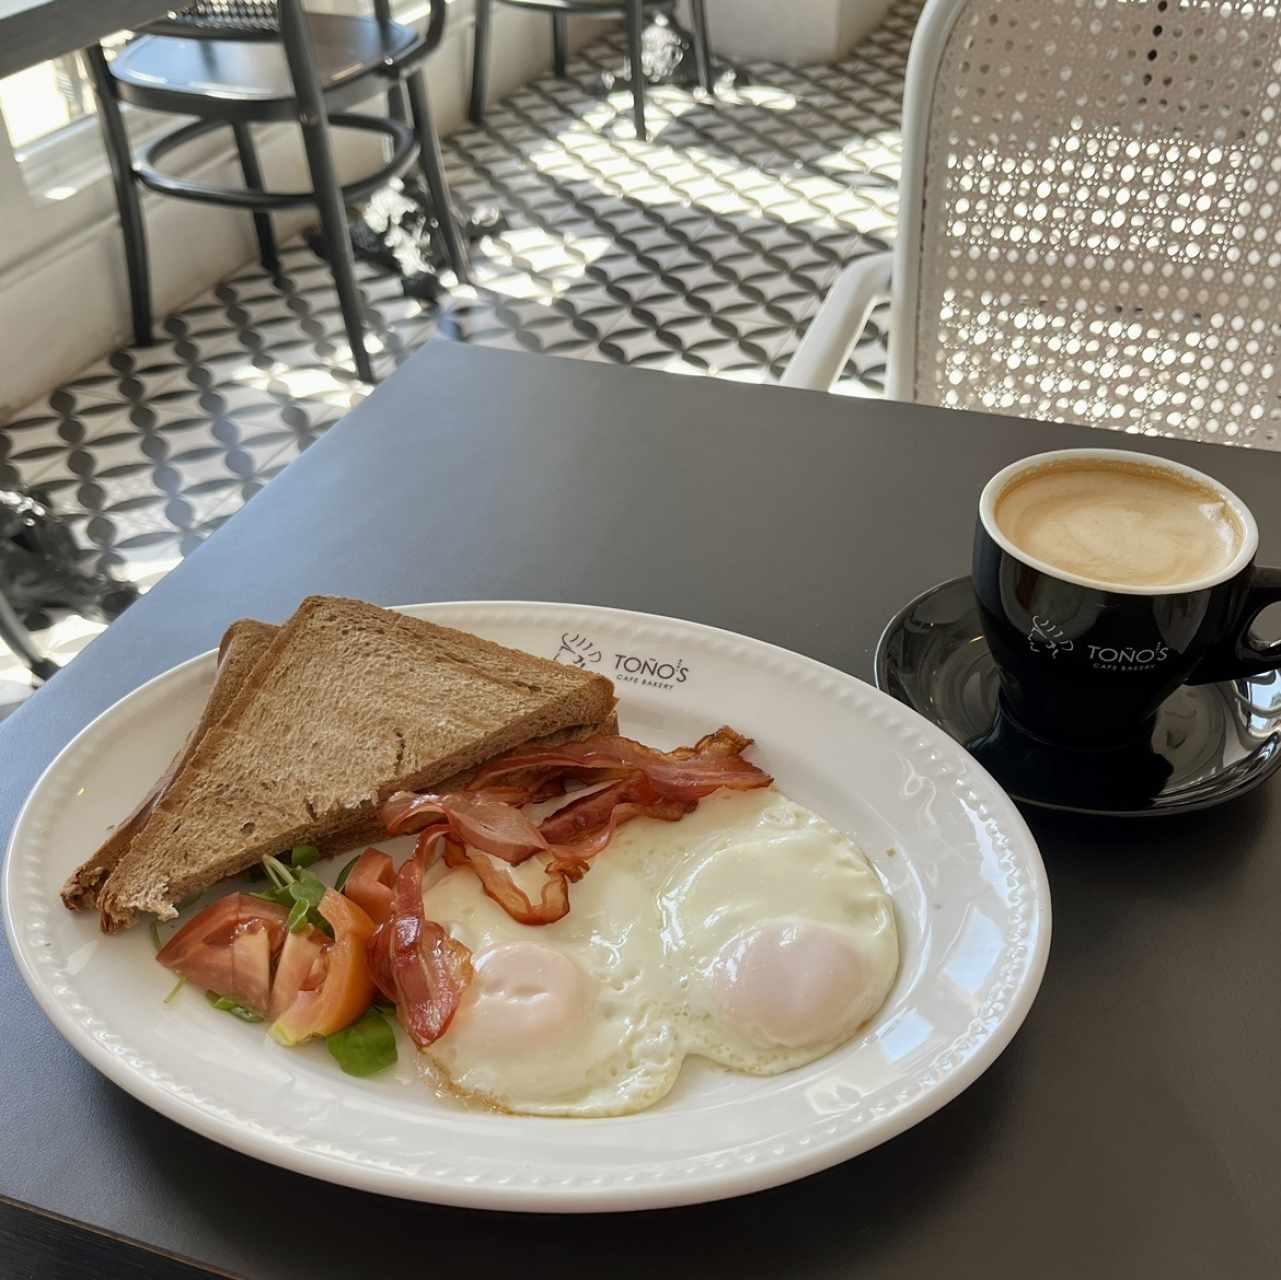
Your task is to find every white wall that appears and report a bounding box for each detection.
[0,0,599,417]
[706,0,893,66]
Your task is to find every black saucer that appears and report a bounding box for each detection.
[874,576,1281,816]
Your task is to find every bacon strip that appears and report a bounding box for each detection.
[387,790,546,863]
[462,851,583,926]
[474,777,568,807]
[393,774,693,875]
[468,727,770,800]
[411,819,582,926]
[537,772,689,842]
[383,727,770,928]
[539,772,694,864]
[412,822,450,866]
[383,779,567,838]
[369,857,472,1047]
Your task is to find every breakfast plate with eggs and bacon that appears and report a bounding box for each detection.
[5,600,1050,1211]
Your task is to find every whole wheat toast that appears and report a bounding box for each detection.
[95,596,616,931]
[60,619,277,911]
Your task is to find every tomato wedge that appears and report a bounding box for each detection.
[342,849,395,926]
[269,890,377,1046]
[156,893,289,1014]
[268,924,327,1021]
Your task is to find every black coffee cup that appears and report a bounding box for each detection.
[973,448,1281,749]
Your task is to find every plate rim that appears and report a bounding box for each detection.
[5,600,1052,1212]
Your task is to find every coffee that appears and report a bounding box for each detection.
[975,448,1279,754]
[993,459,1243,590]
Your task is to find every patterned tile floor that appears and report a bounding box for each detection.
[0,3,916,715]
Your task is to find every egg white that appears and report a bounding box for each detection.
[419,788,899,1117]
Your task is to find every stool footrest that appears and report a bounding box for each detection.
[135,114,418,210]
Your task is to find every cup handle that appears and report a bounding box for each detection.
[1189,565,1281,683]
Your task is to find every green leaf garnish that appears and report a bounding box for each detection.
[290,844,320,868]
[287,871,325,910]
[334,854,361,894]
[262,854,295,891]
[164,976,186,1004]
[286,897,310,933]
[256,857,330,931]
[286,870,333,936]
[149,919,162,953]
[205,991,264,1023]
[325,1008,397,1077]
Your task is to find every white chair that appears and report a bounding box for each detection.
[785,0,1281,452]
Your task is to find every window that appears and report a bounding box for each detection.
[0,35,172,201]
[0,55,96,152]
[0,36,130,158]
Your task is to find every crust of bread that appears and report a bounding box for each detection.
[60,619,278,911]
[95,597,615,931]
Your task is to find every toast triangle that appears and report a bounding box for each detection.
[96,596,615,931]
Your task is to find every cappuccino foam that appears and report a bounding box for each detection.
[993,459,1243,589]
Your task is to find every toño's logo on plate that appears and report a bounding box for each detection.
[554,632,603,668]
[611,652,689,690]
[552,633,689,690]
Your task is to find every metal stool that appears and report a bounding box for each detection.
[469,0,714,143]
[89,0,471,384]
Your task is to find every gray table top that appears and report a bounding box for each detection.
[2,344,1279,1278]
[0,1,175,78]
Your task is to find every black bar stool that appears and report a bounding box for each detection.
[88,0,471,384]
[469,0,714,143]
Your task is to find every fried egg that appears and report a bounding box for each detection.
[419,788,898,1116]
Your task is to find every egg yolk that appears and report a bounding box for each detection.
[712,921,868,1048]
[448,942,592,1054]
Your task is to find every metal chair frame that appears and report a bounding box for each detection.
[88,0,470,384]
[468,0,714,143]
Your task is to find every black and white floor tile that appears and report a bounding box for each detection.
[0,2,916,713]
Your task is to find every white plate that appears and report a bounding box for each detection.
[4,602,1050,1212]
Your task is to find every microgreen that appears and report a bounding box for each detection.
[262,854,295,891]
[286,897,310,933]
[255,855,332,935]
[326,1008,397,1077]
[334,854,361,894]
[288,872,325,911]
[205,991,263,1023]
[290,844,320,868]
[164,976,186,1004]
[288,873,332,936]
